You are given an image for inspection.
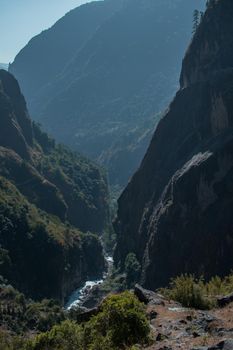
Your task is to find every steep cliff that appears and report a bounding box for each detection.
[9,0,205,187]
[0,70,108,301]
[114,0,233,289]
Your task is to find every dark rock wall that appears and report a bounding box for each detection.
[114,0,233,289]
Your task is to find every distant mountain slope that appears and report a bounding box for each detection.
[10,0,205,187]
[114,0,233,289]
[0,63,8,70]
[9,0,123,102]
[0,69,109,301]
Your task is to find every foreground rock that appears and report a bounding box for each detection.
[134,284,165,306]
[193,340,233,349]
[71,306,100,323]
[209,340,233,349]
[217,294,233,308]
[144,295,233,350]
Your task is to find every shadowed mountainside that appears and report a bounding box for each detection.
[114,0,233,289]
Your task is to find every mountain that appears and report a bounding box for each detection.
[9,0,205,187]
[114,0,233,290]
[0,69,109,301]
[0,63,8,70]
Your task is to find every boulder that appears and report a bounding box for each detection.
[209,340,233,350]
[217,293,233,307]
[73,306,99,323]
[134,284,165,305]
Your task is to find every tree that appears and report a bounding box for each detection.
[192,9,200,34]
[125,253,141,288]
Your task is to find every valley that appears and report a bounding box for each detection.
[9,0,205,188]
[1,0,233,349]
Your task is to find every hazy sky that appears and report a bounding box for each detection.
[0,0,98,63]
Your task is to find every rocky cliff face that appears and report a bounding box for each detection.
[0,70,108,301]
[114,0,233,289]
[9,0,205,187]
[0,70,33,159]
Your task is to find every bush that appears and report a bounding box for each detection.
[160,274,212,309]
[160,273,233,310]
[26,292,150,350]
[206,274,233,296]
[26,320,82,350]
[86,291,150,348]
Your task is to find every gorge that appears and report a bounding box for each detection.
[1,0,233,349]
[9,0,205,188]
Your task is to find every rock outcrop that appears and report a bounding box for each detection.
[0,70,33,159]
[114,0,233,289]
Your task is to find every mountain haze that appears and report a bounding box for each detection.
[10,0,205,187]
[0,63,8,70]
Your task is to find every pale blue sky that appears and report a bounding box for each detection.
[0,0,98,63]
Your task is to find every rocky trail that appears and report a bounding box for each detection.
[133,286,233,350]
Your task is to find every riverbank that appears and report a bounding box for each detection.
[65,255,114,310]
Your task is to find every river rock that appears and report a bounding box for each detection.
[81,285,106,309]
[73,306,99,323]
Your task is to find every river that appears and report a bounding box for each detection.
[65,255,113,310]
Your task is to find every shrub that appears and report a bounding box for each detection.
[86,291,150,348]
[160,274,212,309]
[206,274,233,296]
[26,292,150,350]
[160,273,233,310]
[26,320,82,350]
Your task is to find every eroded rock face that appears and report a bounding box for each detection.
[0,69,33,159]
[114,0,233,289]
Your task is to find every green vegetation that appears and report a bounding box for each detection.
[160,273,233,310]
[192,9,204,34]
[0,285,64,335]
[102,223,117,254]
[34,131,109,234]
[125,253,141,288]
[0,292,150,350]
[0,70,108,306]
[0,176,103,301]
[28,292,150,350]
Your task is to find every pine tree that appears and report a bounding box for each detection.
[192,9,200,34]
